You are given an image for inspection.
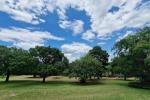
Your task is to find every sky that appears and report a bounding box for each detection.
[0,0,150,62]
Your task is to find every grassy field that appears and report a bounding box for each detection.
[0,76,150,100]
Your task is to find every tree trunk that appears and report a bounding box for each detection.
[80,79,86,83]
[42,76,46,83]
[33,74,37,78]
[124,74,127,81]
[5,70,10,82]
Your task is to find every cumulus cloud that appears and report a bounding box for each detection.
[53,0,150,39]
[0,0,48,24]
[0,0,150,62]
[82,30,95,41]
[0,27,64,49]
[1,0,150,38]
[59,20,84,35]
[61,42,92,62]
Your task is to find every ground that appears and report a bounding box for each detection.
[0,76,150,100]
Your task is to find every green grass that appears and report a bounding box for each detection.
[0,76,150,100]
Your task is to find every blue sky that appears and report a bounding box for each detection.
[0,0,150,62]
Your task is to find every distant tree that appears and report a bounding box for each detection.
[88,46,109,78]
[70,55,102,83]
[0,46,30,82]
[0,46,12,82]
[54,61,67,75]
[38,64,56,83]
[89,46,109,66]
[144,54,150,82]
[111,55,133,80]
[29,46,66,82]
[113,27,150,82]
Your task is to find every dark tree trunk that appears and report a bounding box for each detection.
[42,76,46,83]
[33,74,37,78]
[80,79,86,83]
[5,70,10,82]
[124,74,127,81]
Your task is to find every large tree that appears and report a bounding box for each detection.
[113,27,150,82]
[29,46,67,82]
[89,46,109,66]
[70,55,102,83]
[0,47,31,82]
[88,46,109,78]
[0,46,12,82]
[111,55,133,80]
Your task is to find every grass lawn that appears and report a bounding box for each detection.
[0,76,150,100]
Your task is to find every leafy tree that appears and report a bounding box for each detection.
[0,47,31,82]
[144,54,150,82]
[39,64,56,83]
[89,46,109,66]
[111,56,133,80]
[29,46,66,82]
[88,46,109,78]
[54,61,67,75]
[70,55,102,83]
[113,27,150,82]
[0,46,12,82]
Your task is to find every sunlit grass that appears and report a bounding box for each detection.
[0,76,150,100]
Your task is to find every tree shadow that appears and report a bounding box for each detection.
[0,79,104,89]
[128,82,150,90]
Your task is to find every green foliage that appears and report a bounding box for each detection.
[70,55,102,83]
[113,27,150,82]
[29,46,68,82]
[0,46,31,82]
[89,46,109,66]
[0,46,68,82]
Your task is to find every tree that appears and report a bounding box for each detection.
[54,61,67,75]
[144,54,150,82]
[0,46,31,82]
[70,55,102,83]
[88,46,109,78]
[39,64,56,83]
[111,56,133,80]
[29,46,66,82]
[0,46,12,82]
[113,27,150,82]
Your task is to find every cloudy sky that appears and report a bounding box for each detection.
[0,0,150,62]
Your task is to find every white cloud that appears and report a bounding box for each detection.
[1,0,150,38]
[82,30,95,41]
[0,27,64,50]
[0,0,150,52]
[97,42,106,45]
[61,42,92,62]
[59,20,84,35]
[0,0,48,24]
[116,31,134,42]
[52,0,150,39]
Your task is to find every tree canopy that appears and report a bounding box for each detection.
[69,54,102,83]
[113,27,150,82]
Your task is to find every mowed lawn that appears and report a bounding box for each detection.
[0,76,150,100]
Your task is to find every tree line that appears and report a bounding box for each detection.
[110,27,150,82]
[0,46,69,83]
[0,27,150,83]
[0,45,108,83]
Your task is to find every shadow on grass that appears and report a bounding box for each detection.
[0,79,104,89]
[128,82,150,90]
